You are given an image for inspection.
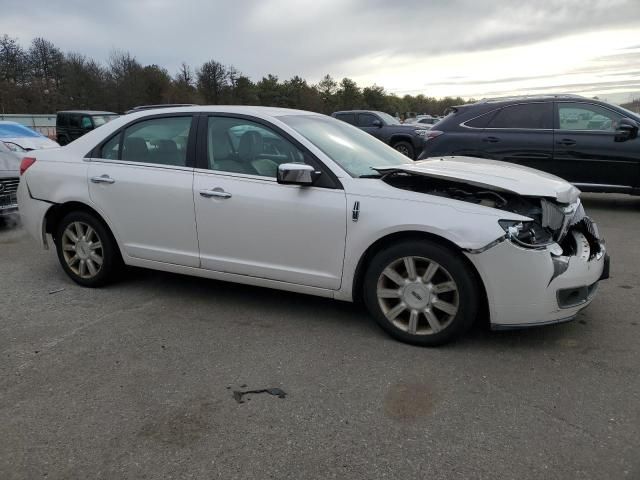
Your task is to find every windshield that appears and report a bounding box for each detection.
[280,114,411,177]
[617,105,640,122]
[0,123,42,138]
[377,112,400,125]
[92,115,119,127]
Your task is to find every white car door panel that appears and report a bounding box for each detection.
[194,172,347,289]
[88,162,199,266]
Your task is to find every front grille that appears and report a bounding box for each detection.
[0,178,19,194]
[0,177,19,211]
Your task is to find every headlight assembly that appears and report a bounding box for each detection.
[498,220,556,249]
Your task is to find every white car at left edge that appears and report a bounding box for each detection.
[18,106,609,346]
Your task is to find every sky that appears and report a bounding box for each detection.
[1,0,639,104]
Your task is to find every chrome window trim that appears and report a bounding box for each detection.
[459,101,553,131]
[193,167,345,193]
[83,157,194,173]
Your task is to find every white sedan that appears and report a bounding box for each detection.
[17,106,608,346]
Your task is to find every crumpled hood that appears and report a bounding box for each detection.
[375,156,581,204]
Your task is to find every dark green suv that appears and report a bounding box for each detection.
[56,110,118,145]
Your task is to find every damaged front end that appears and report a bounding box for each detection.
[379,170,609,328]
[381,172,604,264]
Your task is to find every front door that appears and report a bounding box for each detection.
[88,115,199,266]
[357,112,384,140]
[553,101,639,189]
[193,115,347,289]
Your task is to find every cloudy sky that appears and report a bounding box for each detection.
[1,0,639,103]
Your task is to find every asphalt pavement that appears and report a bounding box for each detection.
[1,193,638,479]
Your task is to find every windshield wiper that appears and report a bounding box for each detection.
[359,173,382,178]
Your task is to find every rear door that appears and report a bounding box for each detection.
[479,102,555,172]
[88,114,200,266]
[553,101,639,189]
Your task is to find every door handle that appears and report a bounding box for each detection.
[199,188,232,199]
[90,175,115,184]
[482,136,500,143]
[556,139,576,147]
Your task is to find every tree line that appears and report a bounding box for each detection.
[0,34,470,117]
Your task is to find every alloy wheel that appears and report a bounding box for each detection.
[61,221,104,279]
[376,256,459,335]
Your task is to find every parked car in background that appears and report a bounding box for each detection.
[0,141,21,219]
[332,110,428,159]
[56,110,118,145]
[0,121,59,151]
[18,106,607,346]
[419,94,640,194]
[406,115,439,126]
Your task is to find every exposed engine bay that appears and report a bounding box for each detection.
[383,172,603,259]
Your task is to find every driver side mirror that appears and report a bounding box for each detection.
[615,117,638,142]
[372,119,383,128]
[277,163,320,186]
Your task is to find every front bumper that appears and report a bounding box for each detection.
[465,237,607,329]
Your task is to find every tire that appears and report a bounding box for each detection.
[392,141,415,159]
[363,240,478,346]
[54,211,122,287]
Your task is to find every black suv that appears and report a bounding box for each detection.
[56,110,118,145]
[418,95,640,194]
[332,110,428,159]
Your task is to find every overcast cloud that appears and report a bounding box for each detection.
[1,0,639,102]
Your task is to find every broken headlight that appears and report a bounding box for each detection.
[498,220,556,249]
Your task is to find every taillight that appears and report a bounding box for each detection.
[425,130,443,141]
[20,157,36,175]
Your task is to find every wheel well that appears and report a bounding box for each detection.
[45,202,111,241]
[352,231,490,324]
[389,135,412,146]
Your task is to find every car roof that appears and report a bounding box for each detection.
[124,105,320,119]
[57,110,118,115]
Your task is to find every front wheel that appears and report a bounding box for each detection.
[54,211,122,287]
[392,141,415,159]
[363,240,478,346]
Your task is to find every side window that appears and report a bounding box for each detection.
[97,116,192,165]
[81,116,93,129]
[557,103,622,131]
[100,134,120,159]
[335,113,356,125]
[69,115,81,128]
[487,103,553,129]
[206,116,306,178]
[357,113,380,127]
[465,111,497,128]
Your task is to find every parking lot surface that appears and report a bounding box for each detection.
[1,194,639,480]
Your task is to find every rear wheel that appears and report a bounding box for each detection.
[54,211,122,287]
[363,240,478,346]
[392,141,414,159]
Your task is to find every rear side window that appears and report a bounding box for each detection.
[97,116,192,166]
[335,113,356,125]
[57,114,69,127]
[69,115,81,128]
[487,103,553,129]
[464,111,497,128]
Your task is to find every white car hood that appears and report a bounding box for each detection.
[2,136,59,151]
[375,156,581,204]
[0,151,20,174]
